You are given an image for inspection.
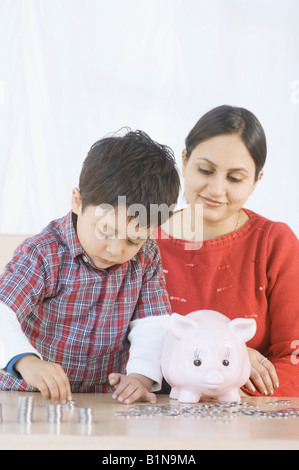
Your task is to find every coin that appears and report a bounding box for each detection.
[18,396,34,424]
[47,404,63,424]
[77,407,93,424]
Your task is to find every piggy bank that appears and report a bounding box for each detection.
[161,310,256,403]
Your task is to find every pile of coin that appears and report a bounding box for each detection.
[64,400,76,410]
[114,402,241,422]
[48,402,94,424]
[241,408,299,419]
[77,407,93,424]
[114,400,299,422]
[0,397,96,425]
[47,404,63,424]
[18,396,34,424]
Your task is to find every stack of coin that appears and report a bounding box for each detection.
[18,396,34,424]
[77,407,93,424]
[47,404,63,424]
[63,400,76,411]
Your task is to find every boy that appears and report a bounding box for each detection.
[0,129,180,404]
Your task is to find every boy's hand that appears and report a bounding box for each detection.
[109,372,157,405]
[15,355,72,404]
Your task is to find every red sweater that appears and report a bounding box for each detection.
[155,209,299,397]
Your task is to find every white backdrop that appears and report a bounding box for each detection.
[0,0,298,236]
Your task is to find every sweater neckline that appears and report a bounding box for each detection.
[158,208,259,249]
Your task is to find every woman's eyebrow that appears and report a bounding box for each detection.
[196,157,249,173]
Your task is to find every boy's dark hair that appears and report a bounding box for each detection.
[185,105,267,180]
[79,129,180,227]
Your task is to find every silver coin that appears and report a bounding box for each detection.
[47,404,63,424]
[77,407,93,424]
[18,396,34,424]
[114,401,299,422]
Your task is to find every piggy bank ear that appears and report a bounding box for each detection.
[169,313,199,339]
[228,318,257,343]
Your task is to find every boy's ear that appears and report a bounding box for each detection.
[72,188,82,215]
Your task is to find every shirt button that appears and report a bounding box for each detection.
[82,255,89,263]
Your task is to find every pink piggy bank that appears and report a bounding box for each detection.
[161,310,256,403]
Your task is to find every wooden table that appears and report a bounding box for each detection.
[0,392,298,450]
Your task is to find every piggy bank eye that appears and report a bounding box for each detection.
[193,359,202,367]
[222,359,230,367]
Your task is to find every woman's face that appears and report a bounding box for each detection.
[182,134,262,225]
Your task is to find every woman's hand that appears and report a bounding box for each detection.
[244,347,279,396]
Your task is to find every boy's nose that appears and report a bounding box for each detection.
[105,240,123,258]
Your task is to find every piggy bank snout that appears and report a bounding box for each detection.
[204,370,225,386]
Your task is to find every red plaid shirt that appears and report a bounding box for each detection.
[0,212,171,392]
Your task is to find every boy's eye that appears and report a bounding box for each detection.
[95,227,107,239]
[127,239,141,247]
[95,226,115,240]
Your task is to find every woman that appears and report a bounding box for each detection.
[155,105,299,397]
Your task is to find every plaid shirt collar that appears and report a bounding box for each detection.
[60,211,86,263]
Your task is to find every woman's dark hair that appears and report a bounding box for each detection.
[79,128,180,227]
[185,105,267,180]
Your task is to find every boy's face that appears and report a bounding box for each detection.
[72,189,152,270]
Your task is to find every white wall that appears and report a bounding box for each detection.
[0,0,298,235]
